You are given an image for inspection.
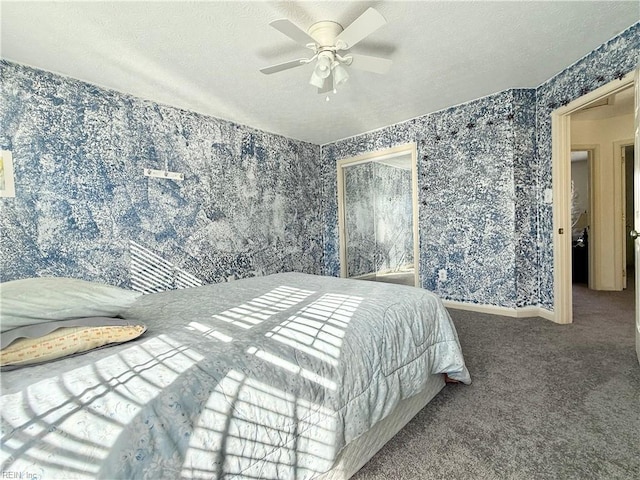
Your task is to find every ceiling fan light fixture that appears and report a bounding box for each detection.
[309,70,325,88]
[261,7,391,95]
[332,63,349,86]
[314,51,334,79]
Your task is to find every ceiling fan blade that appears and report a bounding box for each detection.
[260,58,309,75]
[270,19,317,46]
[348,54,392,74]
[335,7,387,50]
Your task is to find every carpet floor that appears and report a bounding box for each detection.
[352,280,639,479]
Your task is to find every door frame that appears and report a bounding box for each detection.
[336,142,419,286]
[552,72,635,324]
[634,61,640,366]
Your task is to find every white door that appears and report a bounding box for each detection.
[634,62,640,365]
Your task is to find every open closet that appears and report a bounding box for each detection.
[337,143,419,286]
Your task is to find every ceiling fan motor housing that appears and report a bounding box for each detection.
[308,21,344,49]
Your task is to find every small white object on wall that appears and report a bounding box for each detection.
[438,269,447,281]
[143,168,184,181]
[0,150,16,197]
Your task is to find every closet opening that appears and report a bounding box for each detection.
[337,143,419,287]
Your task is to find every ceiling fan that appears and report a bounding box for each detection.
[260,7,392,97]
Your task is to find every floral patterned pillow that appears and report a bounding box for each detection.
[1,317,146,369]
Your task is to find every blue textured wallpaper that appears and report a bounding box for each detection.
[422,90,525,307]
[323,22,639,311]
[513,89,539,308]
[1,21,637,310]
[535,22,640,310]
[322,90,533,308]
[0,60,324,289]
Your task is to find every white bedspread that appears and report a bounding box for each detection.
[1,273,469,479]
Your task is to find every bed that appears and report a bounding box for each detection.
[1,272,470,479]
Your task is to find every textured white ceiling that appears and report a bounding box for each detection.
[1,1,638,145]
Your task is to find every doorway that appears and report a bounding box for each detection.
[624,144,636,289]
[337,143,419,287]
[570,87,635,293]
[552,72,636,324]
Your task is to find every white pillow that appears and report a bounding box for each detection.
[0,277,142,332]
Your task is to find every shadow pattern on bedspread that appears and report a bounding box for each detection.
[1,273,469,479]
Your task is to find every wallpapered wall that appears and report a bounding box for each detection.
[0,60,324,289]
[425,90,540,308]
[535,22,639,310]
[0,22,637,308]
[322,22,639,310]
[322,90,534,308]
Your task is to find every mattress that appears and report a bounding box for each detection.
[318,373,446,480]
[1,272,469,479]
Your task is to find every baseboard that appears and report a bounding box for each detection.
[442,299,555,322]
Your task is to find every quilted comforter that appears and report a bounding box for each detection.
[1,272,470,479]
